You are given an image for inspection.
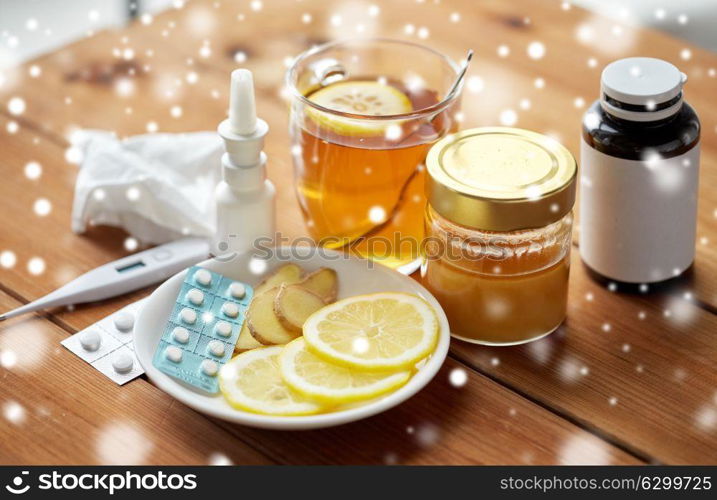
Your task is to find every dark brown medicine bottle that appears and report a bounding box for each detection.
[579,57,700,284]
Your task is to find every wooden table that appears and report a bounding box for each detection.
[1,0,715,465]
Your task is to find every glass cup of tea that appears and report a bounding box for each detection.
[286,38,463,271]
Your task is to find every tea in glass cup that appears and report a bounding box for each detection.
[286,39,463,270]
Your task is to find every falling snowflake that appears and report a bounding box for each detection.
[368,205,386,223]
[7,97,26,115]
[27,257,45,275]
[248,257,268,275]
[449,367,467,387]
[499,109,517,126]
[96,422,153,465]
[33,198,51,216]
[0,350,17,368]
[384,124,401,141]
[24,161,42,180]
[208,452,233,465]
[126,187,141,201]
[3,401,25,425]
[466,75,484,93]
[527,41,545,60]
[0,250,17,268]
[64,146,83,164]
[124,237,139,252]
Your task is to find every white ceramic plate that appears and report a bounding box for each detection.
[134,247,450,430]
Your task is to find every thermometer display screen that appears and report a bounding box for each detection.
[115,261,146,273]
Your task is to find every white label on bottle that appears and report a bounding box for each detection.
[579,139,699,283]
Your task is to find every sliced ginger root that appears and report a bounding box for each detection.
[247,287,300,345]
[299,268,339,303]
[234,322,264,352]
[255,263,304,296]
[274,283,326,333]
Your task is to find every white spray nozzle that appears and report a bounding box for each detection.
[229,69,257,135]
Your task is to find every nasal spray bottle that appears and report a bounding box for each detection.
[214,69,275,256]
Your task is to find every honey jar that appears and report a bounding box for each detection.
[421,127,577,345]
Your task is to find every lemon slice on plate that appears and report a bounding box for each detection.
[302,292,439,371]
[306,80,412,136]
[219,346,322,416]
[279,338,411,404]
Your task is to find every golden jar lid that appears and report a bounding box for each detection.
[425,127,577,231]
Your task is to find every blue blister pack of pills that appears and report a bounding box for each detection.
[152,266,253,393]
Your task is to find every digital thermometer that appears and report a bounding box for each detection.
[0,238,210,322]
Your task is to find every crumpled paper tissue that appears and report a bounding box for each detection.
[71,130,222,244]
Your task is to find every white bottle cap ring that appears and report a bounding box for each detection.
[600,57,685,122]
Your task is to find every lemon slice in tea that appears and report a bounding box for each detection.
[306,80,412,136]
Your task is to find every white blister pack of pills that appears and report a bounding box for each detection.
[61,298,147,385]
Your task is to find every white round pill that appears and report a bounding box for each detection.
[112,352,133,374]
[221,302,239,318]
[229,282,246,299]
[172,326,190,344]
[79,330,101,351]
[201,359,218,376]
[186,288,204,306]
[208,340,225,357]
[215,321,232,338]
[165,345,183,363]
[113,311,134,332]
[195,269,212,286]
[179,307,197,324]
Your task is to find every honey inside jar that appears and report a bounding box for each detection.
[423,205,572,344]
[421,127,577,345]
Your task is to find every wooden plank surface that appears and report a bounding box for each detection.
[222,357,641,465]
[0,291,274,465]
[0,289,639,466]
[0,0,715,464]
